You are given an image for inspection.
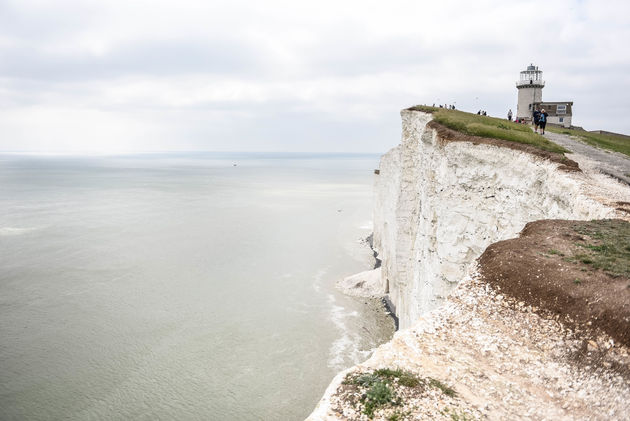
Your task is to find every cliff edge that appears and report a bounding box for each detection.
[308,109,630,420]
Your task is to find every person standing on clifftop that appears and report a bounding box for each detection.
[533,108,541,133]
[539,108,548,134]
[507,109,513,121]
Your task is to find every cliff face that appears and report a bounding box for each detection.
[307,109,630,420]
[372,110,613,328]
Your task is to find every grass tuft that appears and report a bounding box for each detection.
[373,368,422,388]
[344,368,422,389]
[343,368,424,418]
[363,381,395,418]
[429,378,457,397]
[387,410,412,421]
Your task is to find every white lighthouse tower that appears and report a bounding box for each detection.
[516,64,544,121]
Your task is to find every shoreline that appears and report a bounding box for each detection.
[310,271,630,420]
[380,296,398,331]
[368,234,397,331]
[338,234,398,330]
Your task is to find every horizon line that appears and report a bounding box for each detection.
[0,150,386,157]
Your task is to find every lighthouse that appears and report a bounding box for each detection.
[516,64,544,121]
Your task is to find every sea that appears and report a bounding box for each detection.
[0,152,395,421]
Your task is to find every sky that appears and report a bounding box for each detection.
[1,0,629,154]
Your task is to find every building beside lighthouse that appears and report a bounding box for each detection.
[515,64,573,128]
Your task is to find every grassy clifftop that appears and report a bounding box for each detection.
[408,105,567,154]
[547,126,630,157]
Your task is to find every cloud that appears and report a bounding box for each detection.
[0,39,269,81]
[1,0,629,153]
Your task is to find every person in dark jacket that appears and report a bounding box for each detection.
[533,108,541,133]
[539,109,548,134]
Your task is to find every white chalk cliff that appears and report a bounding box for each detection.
[373,110,614,329]
[308,109,630,420]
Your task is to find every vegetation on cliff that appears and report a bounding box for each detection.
[340,369,462,419]
[408,105,567,154]
[547,126,630,157]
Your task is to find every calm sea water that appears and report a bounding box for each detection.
[0,153,394,421]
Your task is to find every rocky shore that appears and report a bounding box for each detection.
[309,265,630,420]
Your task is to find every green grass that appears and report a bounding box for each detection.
[373,368,422,387]
[448,410,474,421]
[547,126,630,157]
[342,369,425,418]
[408,105,567,154]
[343,369,459,418]
[428,378,457,397]
[344,368,423,389]
[387,410,412,421]
[440,407,475,421]
[363,381,395,418]
[568,220,630,278]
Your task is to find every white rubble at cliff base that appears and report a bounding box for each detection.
[336,268,384,298]
[309,271,630,420]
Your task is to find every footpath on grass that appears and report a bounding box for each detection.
[543,131,630,185]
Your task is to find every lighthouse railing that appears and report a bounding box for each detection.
[516,79,545,87]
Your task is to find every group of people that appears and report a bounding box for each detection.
[506,108,548,134]
[433,103,456,110]
[424,103,549,134]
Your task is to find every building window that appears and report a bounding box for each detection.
[529,104,532,110]
[559,117,564,123]
[557,105,567,114]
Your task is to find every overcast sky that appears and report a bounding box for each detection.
[1,0,628,154]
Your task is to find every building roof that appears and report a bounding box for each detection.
[534,101,573,105]
[533,101,573,117]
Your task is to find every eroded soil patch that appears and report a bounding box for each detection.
[428,121,580,172]
[479,219,630,347]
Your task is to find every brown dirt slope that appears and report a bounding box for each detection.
[479,219,630,347]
